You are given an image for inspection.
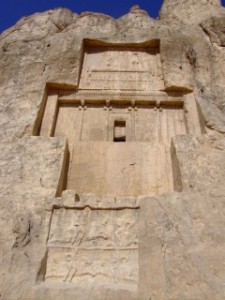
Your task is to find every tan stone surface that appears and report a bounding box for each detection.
[160,0,222,25]
[79,46,164,90]
[0,2,225,300]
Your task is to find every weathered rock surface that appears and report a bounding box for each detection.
[0,2,225,299]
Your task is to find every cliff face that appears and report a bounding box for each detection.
[160,0,222,24]
[0,2,225,300]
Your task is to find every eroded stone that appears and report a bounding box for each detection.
[0,2,225,300]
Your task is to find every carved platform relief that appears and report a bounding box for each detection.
[45,207,139,286]
[79,46,164,91]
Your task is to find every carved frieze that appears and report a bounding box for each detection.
[45,205,139,286]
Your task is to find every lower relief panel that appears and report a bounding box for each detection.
[44,207,139,288]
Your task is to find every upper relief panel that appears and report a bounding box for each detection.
[79,45,164,91]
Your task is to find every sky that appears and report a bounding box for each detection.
[0,0,225,34]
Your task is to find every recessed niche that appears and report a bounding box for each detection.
[114,120,126,142]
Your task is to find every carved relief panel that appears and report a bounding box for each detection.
[45,205,139,286]
[79,46,164,91]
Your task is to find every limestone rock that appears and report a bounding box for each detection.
[160,0,223,25]
[117,5,156,33]
[0,1,225,300]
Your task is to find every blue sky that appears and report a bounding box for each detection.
[0,0,225,34]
